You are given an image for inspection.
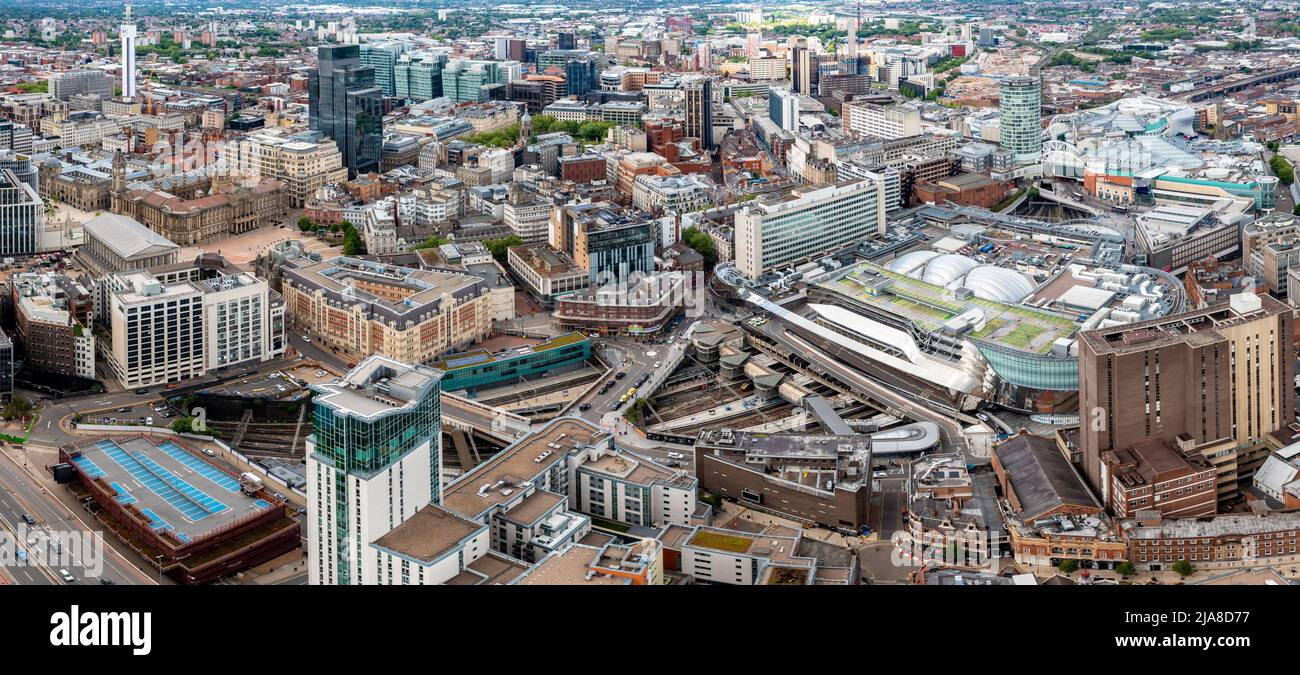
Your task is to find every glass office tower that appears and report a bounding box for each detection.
[309,45,383,177]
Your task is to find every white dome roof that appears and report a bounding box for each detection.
[963,266,1035,303]
[922,254,980,287]
[888,250,940,276]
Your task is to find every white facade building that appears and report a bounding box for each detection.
[734,179,889,280]
[307,356,444,585]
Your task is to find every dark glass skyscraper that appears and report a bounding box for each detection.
[309,45,383,177]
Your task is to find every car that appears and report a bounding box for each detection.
[135,388,149,395]
[653,361,661,368]
[666,461,682,468]
[666,452,685,460]
[146,417,154,425]
[301,335,311,342]
[578,403,591,411]
[315,370,328,377]
[872,471,888,479]
[99,578,115,586]
[117,407,131,413]
[21,513,35,525]
[59,569,75,583]
[615,371,626,379]
[975,412,991,422]
[273,492,286,501]
[202,448,216,457]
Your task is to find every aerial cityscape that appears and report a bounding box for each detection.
[1,0,1300,606]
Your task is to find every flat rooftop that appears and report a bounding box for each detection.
[513,544,628,585]
[696,428,870,461]
[371,504,484,564]
[821,261,1076,356]
[443,417,605,519]
[445,552,531,585]
[312,355,441,420]
[1082,294,1286,355]
[69,436,276,542]
[431,331,588,372]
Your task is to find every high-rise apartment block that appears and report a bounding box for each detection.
[307,356,444,585]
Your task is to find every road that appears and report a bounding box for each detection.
[0,447,156,585]
[26,351,319,447]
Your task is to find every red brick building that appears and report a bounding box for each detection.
[559,154,607,184]
[1101,437,1217,519]
[912,172,1006,209]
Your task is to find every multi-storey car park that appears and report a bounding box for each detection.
[58,435,299,584]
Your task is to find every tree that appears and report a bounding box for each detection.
[1172,560,1193,578]
[2,395,33,421]
[297,216,315,232]
[1058,559,1079,575]
[409,234,450,251]
[681,226,717,269]
[171,417,194,434]
[1116,561,1136,577]
[483,235,523,262]
[343,229,364,256]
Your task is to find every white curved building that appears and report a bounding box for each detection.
[891,253,1036,304]
[921,254,980,287]
[962,266,1036,303]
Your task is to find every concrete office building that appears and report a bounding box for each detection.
[233,131,350,208]
[48,71,114,102]
[842,100,921,140]
[733,178,889,280]
[103,260,280,388]
[0,121,33,154]
[550,202,656,285]
[999,76,1041,164]
[768,86,798,132]
[1079,293,1294,509]
[309,45,384,176]
[694,428,873,531]
[120,5,137,101]
[791,45,814,95]
[307,356,444,585]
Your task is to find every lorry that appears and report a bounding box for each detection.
[239,472,264,496]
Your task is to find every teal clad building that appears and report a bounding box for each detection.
[432,332,591,394]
